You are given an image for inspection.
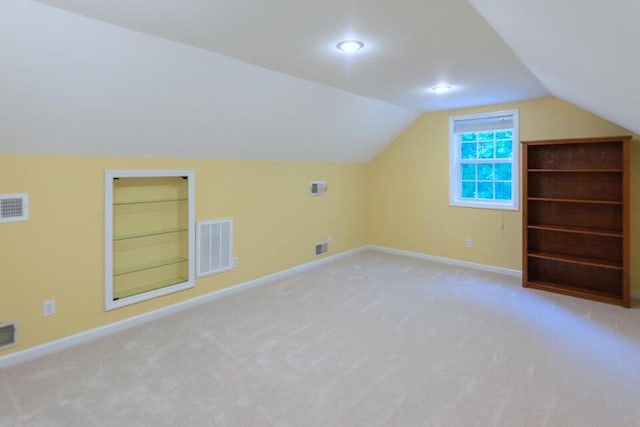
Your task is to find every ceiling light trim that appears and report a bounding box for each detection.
[336,40,365,53]
[431,84,453,94]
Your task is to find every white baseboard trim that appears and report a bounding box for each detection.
[368,245,640,302]
[0,246,367,369]
[367,245,522,278]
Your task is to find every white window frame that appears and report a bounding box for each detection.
[449,110,520,210]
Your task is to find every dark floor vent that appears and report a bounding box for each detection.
[315,242,328,256]
[0,322,16,350]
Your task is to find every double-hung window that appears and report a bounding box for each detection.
[449,110,519,210]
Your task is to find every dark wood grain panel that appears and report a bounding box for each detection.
[527,257,623,298]
[527,141,622,170]
[527,200,622,233]
[528,229,622,264]
[527,171,622,201]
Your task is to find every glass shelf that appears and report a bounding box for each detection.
[113,276,188,300]
[113,228,188,241]
[114,257,188,277]
[113,198,188,206]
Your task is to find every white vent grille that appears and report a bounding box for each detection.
[0,322,17,350]
[0,194,28,223]
[315,242,328,256]
[310,181,327,196]
[197,218,233,277]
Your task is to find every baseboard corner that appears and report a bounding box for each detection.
[367,244,522,278]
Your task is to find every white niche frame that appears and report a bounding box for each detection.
[105,170,195,310]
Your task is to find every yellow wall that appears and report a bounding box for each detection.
[2,96,638,357]
[0,155,367,355]
[369,97,639,290]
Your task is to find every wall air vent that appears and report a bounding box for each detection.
[310,181,327,196]
[315,242,328,256]
[0,322,17,350]
[0,193,29,223]
[197,218,234,277]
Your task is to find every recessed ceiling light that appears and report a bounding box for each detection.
[336,40,364,53]
[431,85,453,94]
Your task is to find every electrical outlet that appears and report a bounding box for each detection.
[43,299,56,317]
[465,238,473,248]
[231,257,238,267]
[327,234,333,243]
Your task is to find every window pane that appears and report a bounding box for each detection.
[461,143,477,159]
[461,164,476,180]
[477,164,494,180]
[496,140,512,159]
[495,182,512,200]
[496,130,513,139]
[477,182,493,199]
[479,131,495,141]
[461,182,475,198]
[478,141,494,159]
[461,133,477,142]
[495,163,512,180]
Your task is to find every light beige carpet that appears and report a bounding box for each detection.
[1,251,640,426]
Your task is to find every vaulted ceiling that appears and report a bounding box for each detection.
[29,0,549,112]
[0,0,636,162]
[468,0,640,141]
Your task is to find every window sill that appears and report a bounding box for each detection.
[449,200,519,211]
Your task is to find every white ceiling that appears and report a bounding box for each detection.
[32,0,549,112]
[2,0,634,162]
[469,0,640,136]
[0,0,417,162]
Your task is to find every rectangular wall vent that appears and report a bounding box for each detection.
[0,193,29,223]
[0,322,17,350]
[315,242,328,256]
[197,218,233,277]
[310,181,327,196]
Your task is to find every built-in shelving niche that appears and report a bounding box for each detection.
[105,170,195,310]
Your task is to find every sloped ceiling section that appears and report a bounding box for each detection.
[31,0,548,112]
[0,1,418,162]
[469,0,639,136]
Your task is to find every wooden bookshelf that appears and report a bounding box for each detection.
[522,136,631,307]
